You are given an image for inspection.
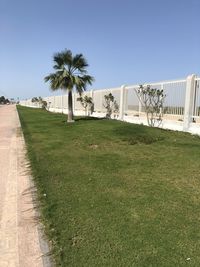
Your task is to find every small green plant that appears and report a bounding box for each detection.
[77,95,94,115]
[136,85,166,127]
[103,93,119,119]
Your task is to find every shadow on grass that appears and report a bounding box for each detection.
[113,123,166,145]
[74,116,106,122]
[60,116,106,124]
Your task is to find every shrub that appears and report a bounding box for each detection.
[77,95,94,115]
[31,96,47,109]
[103,93,119,119]
[136,85,166,127]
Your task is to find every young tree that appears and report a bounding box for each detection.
[31,96,47,109]
[77,95,94,115]
[31,97,39,103]
[44,49,94,122]
[103,93,119,119]
[136,85,166,127]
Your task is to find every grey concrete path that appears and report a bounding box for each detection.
[0,105,44,267]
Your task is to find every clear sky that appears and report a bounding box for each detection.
[0,0,200,100]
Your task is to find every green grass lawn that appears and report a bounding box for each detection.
[17,106,200,267]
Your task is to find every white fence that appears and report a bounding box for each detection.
[20,74,200,135]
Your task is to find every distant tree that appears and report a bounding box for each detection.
[0,96,10,104]
[41,100,47,109]
[38,97,47,109]
[31,96,47,109]
[103,93,119,119]
[77,95,94,115]
[0,96,6,104]
[44,49,94,122]
[31,97,39,103]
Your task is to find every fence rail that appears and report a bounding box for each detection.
[20,74,200,135]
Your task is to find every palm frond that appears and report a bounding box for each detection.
[81,74,94,85]
[72,54,88,72]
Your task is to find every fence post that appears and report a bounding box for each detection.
[139,98,142,115]
[73,92,76,114]
[90,89,94,116]
[101,91,104,113]
[90,89,94,99]
[183,74,197,131]
[61,94,64,113]
[160,83,164,116]
[53,95,56,111]
[119,85,126,120]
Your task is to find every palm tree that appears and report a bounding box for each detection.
[44,49,94,122]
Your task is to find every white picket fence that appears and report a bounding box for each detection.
[20,74,200,135]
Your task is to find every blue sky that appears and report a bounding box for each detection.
[0,0,200,100]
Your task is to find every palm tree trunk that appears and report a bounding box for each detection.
[68,90,74,122]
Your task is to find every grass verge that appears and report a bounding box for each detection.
[17,106,200,267]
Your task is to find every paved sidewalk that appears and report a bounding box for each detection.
[0,105,44,267]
